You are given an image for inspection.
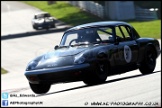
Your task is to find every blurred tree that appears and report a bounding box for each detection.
[93,1,105,6]
[134,1,160,8]
[134,1,161,19]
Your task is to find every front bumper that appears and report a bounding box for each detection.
[25,63,90,84]
[33,22,54,28]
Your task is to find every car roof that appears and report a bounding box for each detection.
[66,21,132,32]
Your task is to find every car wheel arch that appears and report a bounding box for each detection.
[145,43,157,58]
[96,50,111,71]
[97,50,107,59]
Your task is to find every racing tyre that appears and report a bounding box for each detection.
[139,46,156,74]
[83,62,108,85]
[29,82,51,94]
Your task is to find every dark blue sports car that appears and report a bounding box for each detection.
[25,21,161,94]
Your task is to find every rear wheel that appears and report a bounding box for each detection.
[29,82,51,94]
[83,62,108,85]
[139,46,156,74]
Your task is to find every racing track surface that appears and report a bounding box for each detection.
[1,1,161,107]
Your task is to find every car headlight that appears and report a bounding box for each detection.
[45,19,51,22]
[74,53,85,64]
[26,61,38,70]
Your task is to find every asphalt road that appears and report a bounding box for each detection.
[1,1,161,107]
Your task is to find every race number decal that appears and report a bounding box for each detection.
[124,45,132,63]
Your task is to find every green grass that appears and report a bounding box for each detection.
[128,20,161,39]
[23,1,102,26]
[1,68,7,74]
[23,1,161,39]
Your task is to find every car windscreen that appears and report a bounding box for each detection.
[35,13,51,19]
[60,27,115,46]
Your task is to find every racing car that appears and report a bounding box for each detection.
[25,21,161,94]
[32,12,55,30]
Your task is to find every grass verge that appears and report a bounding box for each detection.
[128,20,161,39]
[23,1,102,26]
[23,1,161,39]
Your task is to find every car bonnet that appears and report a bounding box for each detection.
[44,46,90,59]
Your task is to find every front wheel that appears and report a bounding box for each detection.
[83,62,108,85]
[139,47,156,74]
[29,82,51,94]
[33,25,38,30]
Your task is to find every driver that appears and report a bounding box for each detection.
[84,29,102,43]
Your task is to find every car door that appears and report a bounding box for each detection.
[114,25,139,66]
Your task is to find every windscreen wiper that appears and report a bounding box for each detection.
[58,46,69,49]
[71,43,89,47]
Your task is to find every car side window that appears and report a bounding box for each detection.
[97,27,114,43]
[115,26,125,41]
[115,26,132,42]
[121,26,129,38]
[121,26,132,41]
[44,13,50,17]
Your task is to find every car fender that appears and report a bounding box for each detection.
[97,50,107,59]
[144,43,158,58]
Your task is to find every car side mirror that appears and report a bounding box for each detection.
[54,45,59,50]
